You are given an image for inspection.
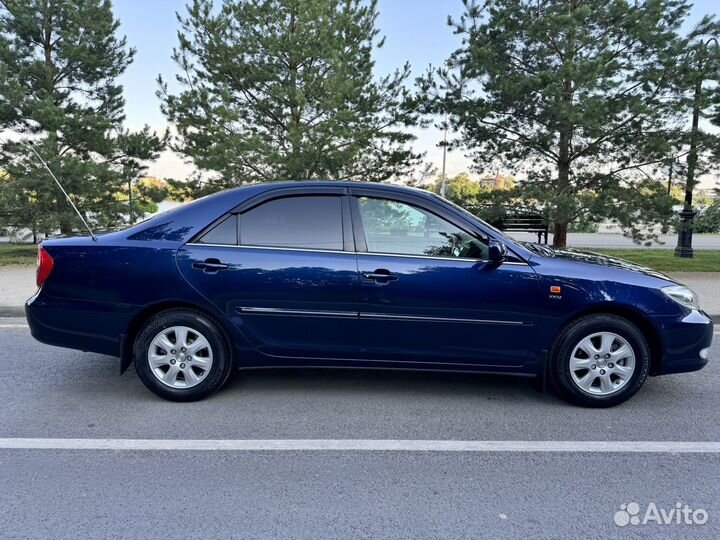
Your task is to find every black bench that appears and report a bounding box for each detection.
[495,214,549,244]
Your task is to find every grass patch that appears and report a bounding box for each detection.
[0,243,37,266]
[586,249,720,272]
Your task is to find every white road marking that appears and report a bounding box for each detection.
[0,438,719,453]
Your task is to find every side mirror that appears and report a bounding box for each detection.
[488,239,507,264]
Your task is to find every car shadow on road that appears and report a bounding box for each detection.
[222,366,555,402]
[34,349,706,413]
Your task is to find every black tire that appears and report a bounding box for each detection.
[133,309,233,401]
[549,314,650,407]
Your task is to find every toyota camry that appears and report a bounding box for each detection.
[25,182,713,406]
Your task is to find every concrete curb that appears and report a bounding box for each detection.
[0,305,717,321]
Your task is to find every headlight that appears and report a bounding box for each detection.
[662,285,700,310]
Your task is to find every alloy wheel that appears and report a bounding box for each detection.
[147,326,214,389]
[569,331,636,396]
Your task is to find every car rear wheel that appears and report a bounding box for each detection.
[550,314,650,407]
[133,309,233,401]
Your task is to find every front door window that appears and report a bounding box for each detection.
[357,197,488,259]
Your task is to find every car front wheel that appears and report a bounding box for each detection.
[133,309,233,401]
[550,314,650,407]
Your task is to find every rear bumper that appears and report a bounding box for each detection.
[25,292,124,357]
[656,310,713,375]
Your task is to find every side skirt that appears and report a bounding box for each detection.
[234,364,539,378]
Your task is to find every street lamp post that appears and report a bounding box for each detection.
[127,175,140,224]
[674,37,718,258]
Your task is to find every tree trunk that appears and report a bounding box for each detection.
[552,6,575,250]
[553,146,571,249]
[60,222,73,235]
[553,221,568,249]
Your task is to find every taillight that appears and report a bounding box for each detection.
[37,245,54,288]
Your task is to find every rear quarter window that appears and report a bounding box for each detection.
[197,215,238,245]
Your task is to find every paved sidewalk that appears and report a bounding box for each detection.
[1,265,718,318]
[0,266,34,316]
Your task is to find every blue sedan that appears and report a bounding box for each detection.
[25,182,713,406]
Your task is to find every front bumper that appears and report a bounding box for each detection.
[656,310,714,375]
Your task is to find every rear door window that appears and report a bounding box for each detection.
[239,196,344,251]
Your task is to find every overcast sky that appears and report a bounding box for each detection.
[113,0,719,187]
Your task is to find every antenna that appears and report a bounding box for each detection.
[20,140,97,241]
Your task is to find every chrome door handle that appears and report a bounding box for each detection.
[192,259,229,273]
[362,269,399,283]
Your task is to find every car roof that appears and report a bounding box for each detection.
[228,180,431,196]
[112,179,534,262]
[116,181,434,244]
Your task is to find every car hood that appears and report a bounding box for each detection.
[519,242,677,283]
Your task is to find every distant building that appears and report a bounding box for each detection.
[479,171,513,190]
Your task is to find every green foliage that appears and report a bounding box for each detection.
[128,177,174,219]
[432,173,481,205]
[164,178,200,202]
[567,219,600,234]
[420,0,698,247]
[135,178,171,205]
[158,0,420,193]
[0,0,166,235]
[427,173,530,227]
[694,201,720,233]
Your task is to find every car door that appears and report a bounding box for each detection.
[350,189,540,369]
[177,188,360,361]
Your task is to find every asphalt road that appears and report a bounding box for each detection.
[1,320,719,539]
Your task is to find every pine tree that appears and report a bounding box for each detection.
[158,0,419,191]
[0,0,165,237]
[421,0,691,248]
[668,16,720,255]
